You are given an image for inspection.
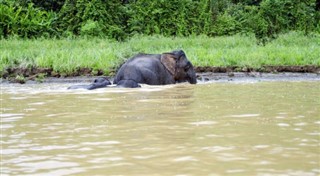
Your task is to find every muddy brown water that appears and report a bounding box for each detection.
[1,80,320,175]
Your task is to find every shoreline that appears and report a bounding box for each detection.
[1,65,320,84]
[1,72,319,85]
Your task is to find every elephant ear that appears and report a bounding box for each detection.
[160,53,177,75]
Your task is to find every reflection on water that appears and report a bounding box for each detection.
[1,82,320,175]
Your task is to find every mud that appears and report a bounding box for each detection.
[1,72,319,85]
[1,66,319,84]
[197,72,320,83]
[194,65,320,73]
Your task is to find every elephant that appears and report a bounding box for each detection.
[68,77,111,90]
[113,50,197,88]
[116,80,141,88]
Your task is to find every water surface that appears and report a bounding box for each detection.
[1,81,319,175]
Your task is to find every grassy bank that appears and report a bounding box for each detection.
[1,31,319,77]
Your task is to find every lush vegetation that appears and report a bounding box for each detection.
[1,0,319,41]
[1,0,319,77]
[1,32,319,77]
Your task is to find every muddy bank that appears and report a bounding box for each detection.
[197,72,320,83]
[1,72,319,85]
[195,65,320,73]
[1,65,319,84]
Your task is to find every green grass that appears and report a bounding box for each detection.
[1,31,319,75]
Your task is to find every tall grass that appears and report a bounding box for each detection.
[1,31,319,75]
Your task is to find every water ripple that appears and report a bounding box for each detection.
[216,153,248,161]
[30,145,76,151]
[132,155,157,160]
[277,123,291,127]
[189,121,217,126]
[30,167,85,176]
[1,116,23,123]
[16,160,79,170]
[173,156,198,162]
[230,114,260,118]
[2,149,23,155]
[200,146,235,152]
[253,145,270,149]
[88,157,124,163]
[226,169,246,174]
[294,122,308,126]
[0,113,24,117]
[81,141,121,146]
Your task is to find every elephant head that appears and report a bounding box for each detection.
[161,50,197,84]
[87,77,111,90]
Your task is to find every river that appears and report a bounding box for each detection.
[1,81,319,175]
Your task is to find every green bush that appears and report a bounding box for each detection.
[127,0,211,37]
[217,0,319,43]
[13,0,65,12]
[80,20,103,37]
[210,10,240,36]
[0,1,56,38]
[0,0,319,40]
[57,0,126,39]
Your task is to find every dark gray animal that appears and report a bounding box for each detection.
[68,77,111,90]
[114,50,197,88]
[116,80,141,88]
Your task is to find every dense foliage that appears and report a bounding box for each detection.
[1,0,319,41]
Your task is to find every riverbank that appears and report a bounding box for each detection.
[1,32,319,83]
[1,72,319,85]
[2,65,320,84]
